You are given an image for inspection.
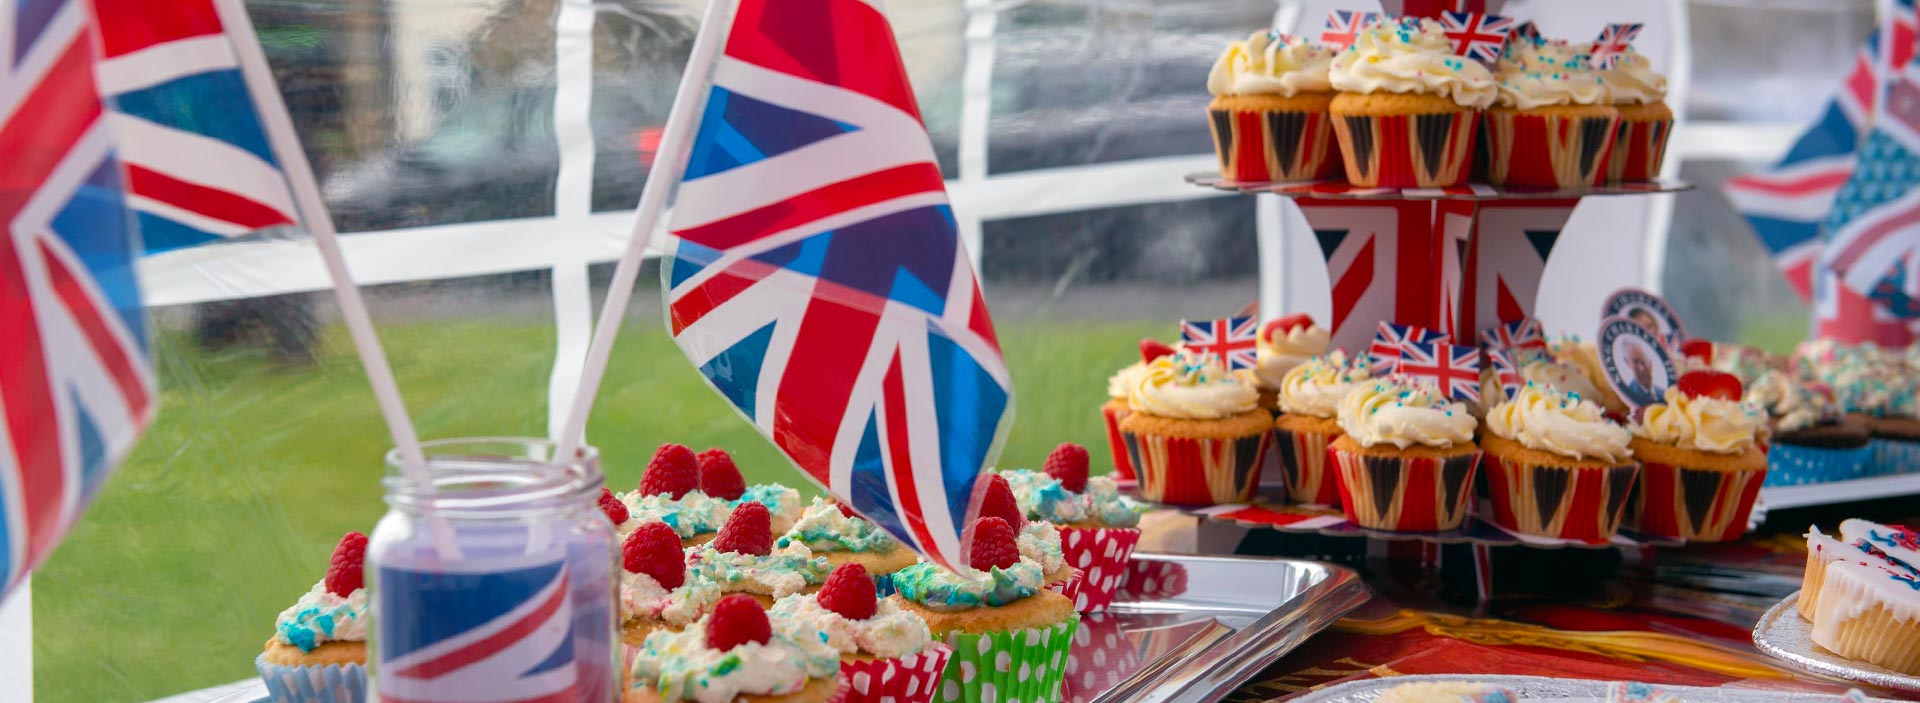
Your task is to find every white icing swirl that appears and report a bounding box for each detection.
[1486,383,1632,463]
[1328,17,1497,109]
[273,582,368,651]
[1633,387,1768,454]
[769,591,934,660]
[1209,31,1337,98]
[1598,47,1667,105]
[1255,323,1331,390]
[633,617,840,703]
[620,570,721,628]
[1336,378,1477,449]
[1278,350,1376,419]
[1017,521,1066,575]
[1107,361,1146,400]
[1493,38,1608,109]
[1126,351,1259,420]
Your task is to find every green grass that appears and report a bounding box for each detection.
[32,316,1156,702]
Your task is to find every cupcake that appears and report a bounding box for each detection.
[889,517,1080,703]
[1482,36,1617,188]
[1808,560,1920,675]
[687,502,833,607]
[620,522,724,646]
[1797,341,1920,476]
[257,532,369,703]
[1100,340,1172,483]
[1746,371,1870,486]
[696,447,806,535]
[1273,350,1377,506]
[781,497,917,596]
[1799,524,1920,617]
[1327,16,1497,188]
[1596,43,1672,182]
[1207,30,1342,182]
[1627,371,1770,542]
[771,564,951,703]
[1329,378,1481,531]
[625,594,846,703]
[1250,314,1331,410]
[979,473,1079,597]
[1482,383,1639,542]
[1118,350,1271,505]
[1002,443,1145,612]
[625,444,736,545]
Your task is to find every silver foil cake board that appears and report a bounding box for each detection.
[1289,674,1897,703]
[1753,592,1920,695]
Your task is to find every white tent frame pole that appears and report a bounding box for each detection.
[548,0,598,443]
[956,0,997,271]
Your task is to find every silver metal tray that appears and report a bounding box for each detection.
[1753,591,1920,695]
[1290,674,1892,703]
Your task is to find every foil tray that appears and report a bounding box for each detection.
[205,553,1368,703]
[1753,592,1920,695]
[1290,674,1894,703]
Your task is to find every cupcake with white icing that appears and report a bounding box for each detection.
[779,497,915,596]
[619,521,723,646]
[1328,377,1481,531]
[1627,370,1770,542]
[686,502,832,607]
[1595,40,1672,182]
[1327,16,1496,187]
[1207,30,1342,182]
[1117,350,1270,505]
[1482,383,1639,542]
[1483,36,1618,188]
[771,563,950,703]
[1250,313,1331,408]
[1273,350,1377,506]
[625,594,845,703]
[256,532,370,703]
[1100,339,1173,483]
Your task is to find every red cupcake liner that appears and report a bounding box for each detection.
[1483,453,1640,543]
[1273,426,1342,506]
[1332,110,1479,188]
[1209,108,1342,182]
[1330,444,1480,531]
[1631,459,1765,542]
[1101,402,1137,482]
[1062,613,1143,703]
[840,642,952,703]
[1604,118,1672,183]
[1481,110,1620,188]
[1129,429,1270,506]
[1046,566,1085,607]
[1114,559,1189,602]
[1058,527,1142,612]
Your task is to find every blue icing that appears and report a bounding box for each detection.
[734,484,798,515]
[272,588,366,653]
[894,560,1043,610]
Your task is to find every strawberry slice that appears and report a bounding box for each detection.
[1261,313,1315,340]
[1677,369,1742,402]
[1679,339,1714,364]
[1138,339,1176,363]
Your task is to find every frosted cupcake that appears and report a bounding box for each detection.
[625,444,736,545]
[1327,16,1496,187]
[771,564,950,703]
[889,517,1079,703]
[1482,383,1639,542]
[1329,378,1481,531]
[1799,524,1920,617]
[1273,350,1376,506]
[1001,443,1145,612]
[1483,37,1617,188]
[620,522,724,646]
[257,532,370,703]
[780,497,915,596]
[977,473,1078,597]
[1596,43,1672,182]
[1746,370,1869,486]
[1101,339,1174,483]
[1251,314,1331,409]
[1207,30,1342,182]
[1628,371,1770,542]
[687,502,833,607]
[625,594,846,703]
[1118,350,1271,505]
[1800,341,1920,476]
[1809,560,1920,675]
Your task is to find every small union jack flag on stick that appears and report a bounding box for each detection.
[1370,322,1446,375]
[1181,316,1260,371]
[1510,19,1542,45]
[1590,23,1644,70]
[1485,347,1524,401]
[1322,10,1383,51]
[1478,318,1546,354]
[1399,341,1482,403]
[1438,11,1516,63]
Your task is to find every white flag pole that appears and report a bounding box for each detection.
[211,0,431,480]
[551,0,737,465]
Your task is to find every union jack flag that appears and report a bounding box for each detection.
[1398,341,1481,403]
[1321,10,1382,52]
[1479,317,1544,354]
[1438,11,1515,63]
[1824,61,1920,314]
[1180,316,1259,371]
[661,0,1011,572]
[1510,20,1541,45]
[0,0,162,594]
[1302,200,1442,352]
[1589,23,1644,70]
[1485,347,1523,401]
[1459,201,1573,338]
[377,560,582,703]
[1370,322,1445,376]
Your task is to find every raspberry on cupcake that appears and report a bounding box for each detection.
[620,521,722,646]
[624,444,735,545]
[771,564,951,703]
[257,532,370,703]
[625,593,844,703]
[699,447,806,535]
[688,501,831,607]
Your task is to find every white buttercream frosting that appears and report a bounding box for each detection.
[1209,31,1337,98]
[1328,17,1497,109]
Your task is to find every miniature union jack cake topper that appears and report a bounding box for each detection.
[1397,340,1482,402]
[1510,19,1542,45]
[1322,10,1384,51]
[1479,318,1546,355]
[1438,11,1516,63]
[1485,347,1523,401]
[1590,23,1644,70]
[1370,322,1445,375]
[1180,316,1260,371]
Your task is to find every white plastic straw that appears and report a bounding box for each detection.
[551,0,736,464]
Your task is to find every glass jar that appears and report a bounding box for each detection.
[367,437,616,703]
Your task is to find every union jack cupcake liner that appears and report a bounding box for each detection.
[933,615,1080,703]
[1058,527,1141,612]
[1330,110,1479,188]
[841,641,953,703]
[1330,446,1481,532]
[1061,613,1143,703]
[1630,461,1765,542]
[1045,566,1085,607]
[1605,117,1671,182]
[1100,401,1138,481]
[1482,455,1639,543]
[255,655,366,703]
[1208,108,1341,183]
[1127,430,1269,506]
[1867,437,1920,476]
[1481,110,1620,188]
[1273,427,1342,506]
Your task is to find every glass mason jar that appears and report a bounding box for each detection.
[367,437,617,703]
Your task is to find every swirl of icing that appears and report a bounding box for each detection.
[1597,47,1667,105]
[1107,361,1146,399]
[1328,17,1497,109]
[780,497,898,553]
[1336,378,1477,449]
[1017,521,1066,574]
[1486,383,1631,463]
[893,558,1045,611]
[1083,475,1142,527]
[274,582,368,652]
[1520,357,1606,400]
[1255,322,1332,390]
[999,469,1087,523]
[1209,30,1337,98]
[620,569,721,628]
[633,619,839,703]
[1278,350,1376,419]
[623,490,733,538]
[1126,351,1259,419]
[1634,387,1768,454]
[686,542,832,598]
[770,590,934,660]
[1746,369,1830,434]
[1493,37,1608,109]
